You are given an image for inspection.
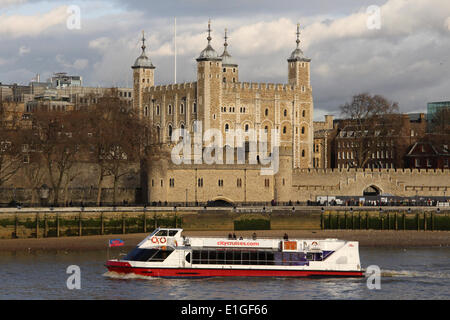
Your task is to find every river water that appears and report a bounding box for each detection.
[0,247,448,300]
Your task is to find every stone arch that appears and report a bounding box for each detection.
[209,197,234,207]
[363,185,382,196]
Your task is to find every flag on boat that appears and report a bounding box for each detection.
[109,239,124,247]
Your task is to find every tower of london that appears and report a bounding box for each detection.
[132,21,315,205]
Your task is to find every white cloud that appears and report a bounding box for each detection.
[56,54,89,70]
[19,45,30,56]
[0,5,69,37]
[0,0,27,8]
[89,37,112,51]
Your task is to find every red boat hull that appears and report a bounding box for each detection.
[105,261,364,278]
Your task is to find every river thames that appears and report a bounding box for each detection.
[0,247,448,300]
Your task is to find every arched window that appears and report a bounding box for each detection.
[193,102,197,113]
[301,127,305,134]
[245,124,249,132]
[156,126,161,143]
[144,106,148,117]
[302,110,306,117]
[302,150,305,157]
[283,126,287,134]
[225,124,230,132]
[180,104,184,114]
[284,109,287,117]
[265,126,269,133]
[223,77,226,83]
[265,109,269,116]
[156,105,160,115]
[168,125,173,139]
[168,104,172,115]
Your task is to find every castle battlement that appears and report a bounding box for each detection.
[145,82,196,93]
[222,82,296,92]
[294,168,450,175]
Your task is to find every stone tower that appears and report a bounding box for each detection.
[288,23,311,87]
[288,23,314,169]
[196,20,223,133]
[132,31,155,119]
[220,28,239,84]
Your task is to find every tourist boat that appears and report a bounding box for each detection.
[105,228,364,278]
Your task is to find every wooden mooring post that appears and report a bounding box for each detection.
[143,212,147,233]
[77,213,81,236]
[44,214,48,238]
[56,214,60,238]
[35,213,39,238]
[424,213,427,231]
[100,213,104,235]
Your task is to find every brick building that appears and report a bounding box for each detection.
[334,113,427,169]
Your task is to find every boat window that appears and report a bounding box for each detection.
[225,251,234,264]
[266,252,275,265]
[168,230,178,237]
[257,252,267,265]
[242,252,250,265]
[200,250,208,262]
[185,252,191,263]
[217,251,225,264]
[208,251,217,264]
[148,249,174,262]
[191,249,279,265]
[192,251,201,264]
[250,252,258,264]
[123,248,158,262]
[155,230,168,237]
[123,248,174,262]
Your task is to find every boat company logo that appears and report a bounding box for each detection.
[171,121,280,175]
[151,237,167,244]
[217,241,260,247]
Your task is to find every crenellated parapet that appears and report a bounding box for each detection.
[145,82,196,93]
[294,168,450,175]
[221,82,298,92]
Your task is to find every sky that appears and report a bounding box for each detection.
[0,0,449,120]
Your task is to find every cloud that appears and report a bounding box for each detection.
[19,45,30,56]
[0,0,27,8]
[56,54,89,70]
[0,5,69,37]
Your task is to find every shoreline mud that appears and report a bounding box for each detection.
[0,230,448,252]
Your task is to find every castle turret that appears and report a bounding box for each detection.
[196,20,223,132]
[288,23,311,88]
[220,28,239,84]
[132,31,155,119]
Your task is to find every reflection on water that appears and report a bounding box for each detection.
[0,247,449,300]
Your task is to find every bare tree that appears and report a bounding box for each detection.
[86,90,148,205]
[339,93,399,168]
[429,108,450,143]
[0,101,22,188]
[31,110,88,205]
